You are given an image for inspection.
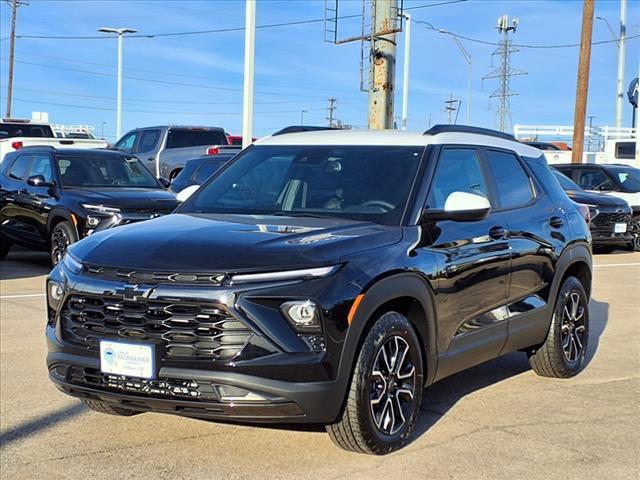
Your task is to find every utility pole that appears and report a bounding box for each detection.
[368,0,398,130]
[483,14,526,132]
[241,0,256,149]
[444,94,459,125]
[616,0,627,128]
[5,0,27,118]
[400,12,411,130]
[327,97,337,127]
[571,0,595,164]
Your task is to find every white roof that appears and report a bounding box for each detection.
[255,129,541,158]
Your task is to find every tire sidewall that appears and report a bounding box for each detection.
[50,221,78,266]
[354,312,424,451]
[552,277,590,373]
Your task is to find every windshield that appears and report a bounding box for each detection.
[552,169,581,190]
[610,167,640,191]
[182,145,425,226]
[56,155,159,188]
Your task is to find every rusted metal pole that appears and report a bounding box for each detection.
[368,0,398,130]
[6,0,18,118]
[571,0,594,164]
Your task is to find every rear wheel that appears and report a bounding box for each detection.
[528,276,589,378]
[50,221,77,266]
[81,399,140,416]
[326,311,423,454]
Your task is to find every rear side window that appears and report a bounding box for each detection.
[166,129,228,149]
[428,148,489,209]
[615,142,635,160]
[524,156,569,203]
[8,155,32,180]
[485,150,534,209]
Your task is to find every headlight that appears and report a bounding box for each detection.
[230,265,338,284]
[81,203,121,213]
[281,300,321,332]
[62,253,84,274]
[47,280,64,311]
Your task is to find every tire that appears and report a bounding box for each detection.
[81,399,140,416]
[50,220,77,266]
[0,238,10,260]
[326,311,424,455]
[630,234,640,252]
[528,276,589,378]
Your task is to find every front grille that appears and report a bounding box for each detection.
[60,294,252,361]
[69,366,219,401]
[592,211,631,228]
[84,265,226,285]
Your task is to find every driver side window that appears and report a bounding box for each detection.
[428,148,489,209]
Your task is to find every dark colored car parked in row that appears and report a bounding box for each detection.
[551,168,633,251]
[555,163,640,251]
[169,154,235,194]
[0,147,178,264]
[46,126,592,454]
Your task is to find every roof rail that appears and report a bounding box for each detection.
[424,124,516,141]
[272,125,343,136]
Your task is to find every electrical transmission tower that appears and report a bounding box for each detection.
[482,14,526,132]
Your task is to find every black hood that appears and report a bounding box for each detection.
[70,213,402,272]
[564,189,629,207]
[66,188,178,212]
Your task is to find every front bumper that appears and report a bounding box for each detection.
[45,263,362,424]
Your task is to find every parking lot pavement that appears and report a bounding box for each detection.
[1,250,638,480]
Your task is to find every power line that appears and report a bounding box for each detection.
[405,0,469,11]
[413,18,640,49]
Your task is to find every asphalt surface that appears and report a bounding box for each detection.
[1,248,639,480]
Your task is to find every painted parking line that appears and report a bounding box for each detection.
[0,293,46,299]
[594,263,640,268]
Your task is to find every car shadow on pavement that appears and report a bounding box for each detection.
[413,297,609,439]
[0,403,86,448]
[0,249,51,281]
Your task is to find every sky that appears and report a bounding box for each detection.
[0,0,638,142]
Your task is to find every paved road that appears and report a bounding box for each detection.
[1,249,639,480]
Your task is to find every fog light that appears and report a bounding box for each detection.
[281,300,320,332]
[48,281,64,310]
[217,385,270,402]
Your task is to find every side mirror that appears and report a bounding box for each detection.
[27,175,54,188]
[423,191,491,222]
[158,177,171,189]
[176,184,200,202]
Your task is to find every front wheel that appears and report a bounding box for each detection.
[50,221,78,266]
[528,276,589,378]
[326,311,424,454]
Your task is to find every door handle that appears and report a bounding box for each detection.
[549,216,564,228]
[18,188,27,194]
[147,156,155,161]
[489,226,508,240]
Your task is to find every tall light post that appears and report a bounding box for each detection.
[242,1,256,149]
[596,1,626,129]
[401,12,411,130]
[300,109,307,125]
[98,27,138,140]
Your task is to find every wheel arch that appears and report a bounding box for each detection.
[46,209,80,244]
[338,273,439,390]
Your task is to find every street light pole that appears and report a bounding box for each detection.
[98,27,138,140]
[401,12,411,130]
[300,109,307,125]
[242,0,256,150]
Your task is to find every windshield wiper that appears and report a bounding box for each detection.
[271,212,331,219]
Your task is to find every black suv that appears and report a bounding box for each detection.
[0,147,178,264]
[551,168,634,251]
[46,126,592,454]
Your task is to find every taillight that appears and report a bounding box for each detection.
[206,147,219,155]
[11,141,23,150]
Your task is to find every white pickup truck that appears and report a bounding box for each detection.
[0,119,108,162]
